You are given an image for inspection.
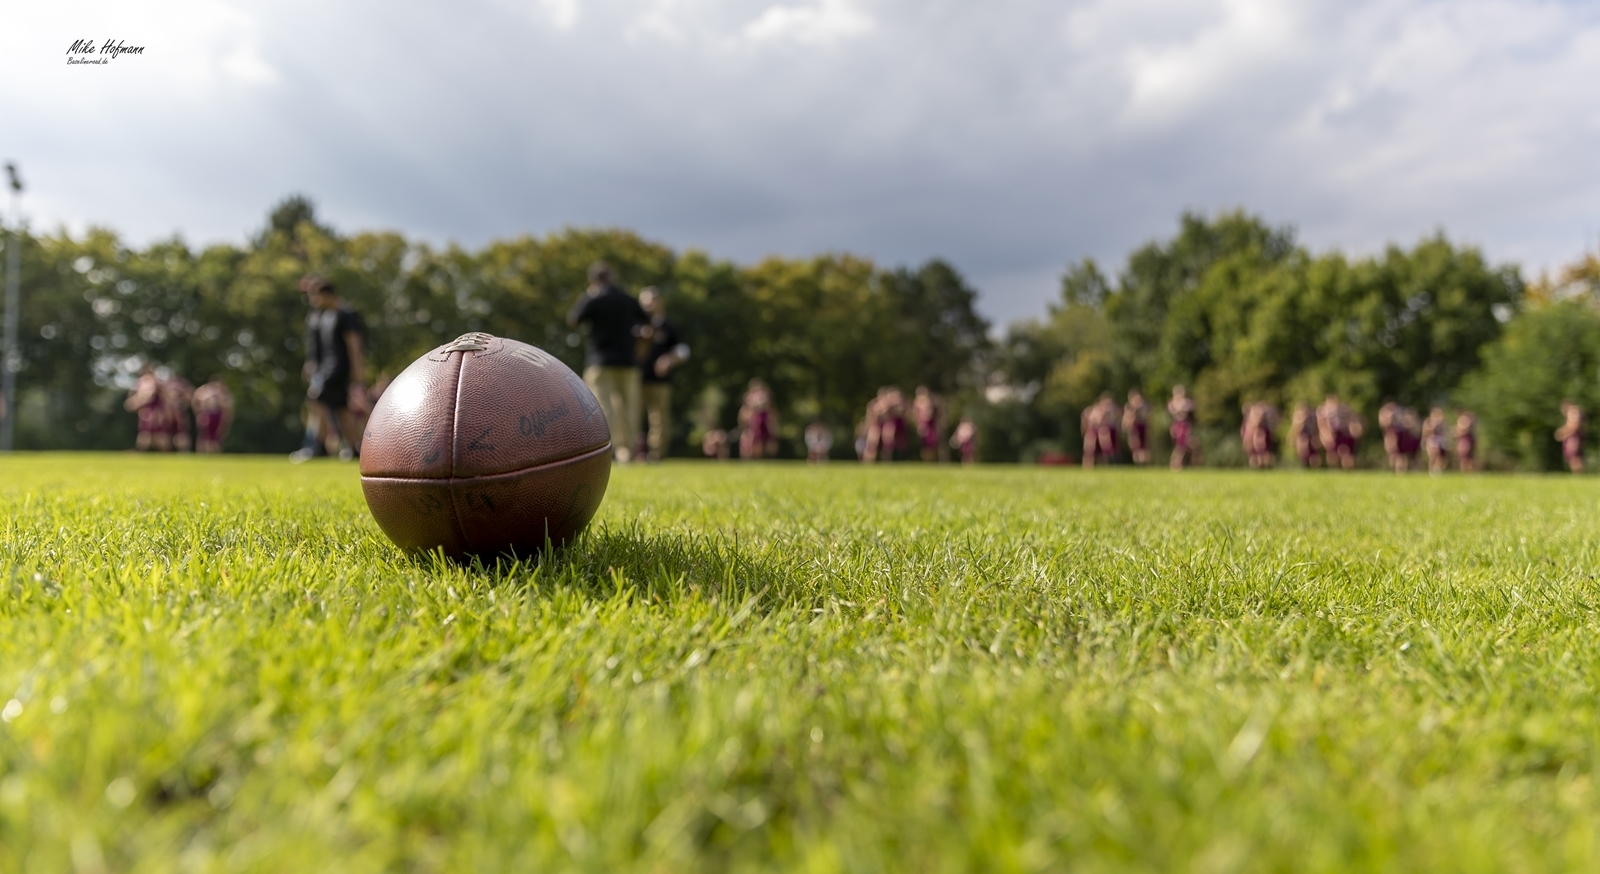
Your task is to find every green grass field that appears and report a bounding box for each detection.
[3,456,1600,872]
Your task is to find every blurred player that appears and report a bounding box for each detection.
[1081,392,1120,469]
[887,386,909,460]
[1316,394,1361,470]
[1421,406,1449,475]
[1289,403,1319,467]
[1455,409,1478,472]
[1241,401,1278,468]
[162,371,194,453]
[192,375,234,454]
[805,420,833,463]
[637,286,688,462]
[912,385,947,462]
[738,378,778,459]
[863,386,906,463]
[568,262,645,463]
[950,417,978,465]
[1378,400,1410,473]
[1167,385,1197,469]
[124,364,170,452]
[1557,401,1585,473]
[1399,406,1422,471]
[297,275,369,461]
[1123,389,1151,465]
[702,428,730,461]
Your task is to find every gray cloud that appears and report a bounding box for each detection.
[4,0,1599,325]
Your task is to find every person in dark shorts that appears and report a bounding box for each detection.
[294,275,368,461]
[568,262,647,463]
[636,286,688,462]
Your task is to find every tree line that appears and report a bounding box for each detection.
[0,197,989,457]
[2,198,1596,468]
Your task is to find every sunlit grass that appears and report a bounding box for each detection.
[3,455,1600,871]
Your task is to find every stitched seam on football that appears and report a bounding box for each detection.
[357,443,613,482]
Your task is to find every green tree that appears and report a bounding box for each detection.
[1106,210,1297,391]
[984,259,1117,461]
[1458,300,1600,470]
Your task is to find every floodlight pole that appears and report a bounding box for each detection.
[1,162,21,452]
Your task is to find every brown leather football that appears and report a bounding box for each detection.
[359,332,612,557]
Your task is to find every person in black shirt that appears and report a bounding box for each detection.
[567,261,646,462]
[295,275,368,461]
[637,286,689,461]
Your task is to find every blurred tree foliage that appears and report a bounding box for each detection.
[992,210,1525,464]
[0,197,990,456]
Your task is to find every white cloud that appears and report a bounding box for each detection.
[1116,0,1300,128]
[541,0,581,29]
[492,0,582,30]
[742,0,874,46]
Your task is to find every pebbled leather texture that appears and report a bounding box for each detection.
[359,334,612,557]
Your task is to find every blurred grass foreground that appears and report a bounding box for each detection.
[4,455,1600,871]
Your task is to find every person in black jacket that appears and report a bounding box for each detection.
[567,262,646,462]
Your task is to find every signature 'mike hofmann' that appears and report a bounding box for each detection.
[67,39,146,65]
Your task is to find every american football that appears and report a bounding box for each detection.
[358,332,611,557]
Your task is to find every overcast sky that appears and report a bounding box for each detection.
[3,0,1598,324]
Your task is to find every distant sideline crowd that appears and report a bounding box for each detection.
[1077,388,1588,474]
[122,367,234,454]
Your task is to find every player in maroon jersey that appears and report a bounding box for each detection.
[1289,403,1319,467]
[1455,410,1478,472]
[1316,394,1362,470]
[1167,385,1197,469]
[1123,389,1151,465]
[1420,407,1448,475]
[124,365,170,452]
[162,373,195,452]
[1241,401,1279,469]
[1081,392,1121,469]
[192,375,234,453]
[912,386,947,462]
[737,378,779,459]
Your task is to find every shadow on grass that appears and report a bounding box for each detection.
[417,521,798,609]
